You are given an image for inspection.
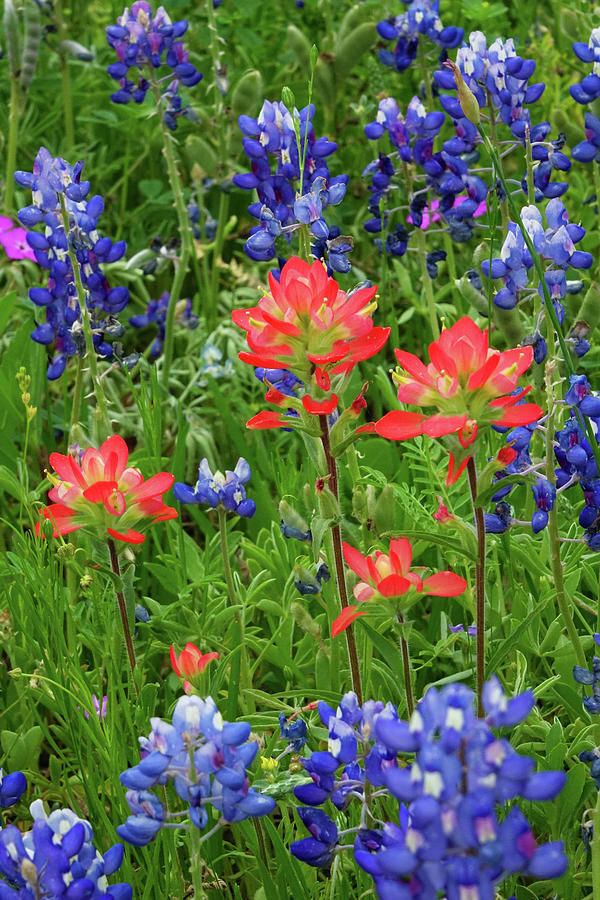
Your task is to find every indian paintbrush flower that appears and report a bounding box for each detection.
[37,435,177,544]
[170,643,219,694]
[331,539,466,636]
[372,316,542,484]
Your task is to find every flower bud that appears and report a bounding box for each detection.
[443,59,480,125]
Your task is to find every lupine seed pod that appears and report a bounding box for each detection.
[57,39,94,62]
[3,0,20,78]
[20,0,42,94]
[286,23,311,71]
[333,22,376,84]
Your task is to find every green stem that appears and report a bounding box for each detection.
[149,76,194,389]
[543,350,587,669]
[524,127,536,205]
[207,189,229,330]
[188,746,208,900]
[397,616,414,716]
[69,357,84,442]
[55,0,74,150]
[415,225,439,340]
[466,457,486,717]
[218,508,236,607]
[59,197,110,437]
[5,77,20,213]
[417,40,433,107]
[478,124,600,475]
[485,93,508,233]
[593,789,600,900]
[319,414,363,705]
[107,539,138,690]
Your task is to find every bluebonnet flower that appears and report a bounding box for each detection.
[484,500,514,534]
[450,623,477,636]
[14,148,129,380]
[188,199,218,240]
[291,680,567,895]
[129,291,198,358]
[234,100,350,271]
[573,636,600,713]
[481,199,592,313]
[426,249,446,278]
[117,695,275,845]
[294,563,330,595]
[279,712,308,752]
[0,798,131,898]
[571,29,600,104]
[197,343,234,384]
[174,458,256,518]
[0,769,26,808]
[531,478,556,533]
[106,2,202,130]
[376,1,463,73]
[290,809,338,868]
[279,500,311,542]
[573,113,600,163]
[435,32,545,140]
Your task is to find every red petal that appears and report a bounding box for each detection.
[488,386,532,408]
[49,452,87,488]
[331,606,367,638]
[170,645,181,677]
[107,527,146,544]
[446,453,471,486]
[37,504,80,537]
[491,403,543,427]
[83,480,118,502]
[467,354,499,391]
[388,538,412,575]
[375,411,426,440]
[302,394,338,414]
[246,411,290,430]
[422,572,467,596]
[377,574,411,597]
[128,472,174,501]
[99,435,129,480]
[355,423,377,434]
[343,543,372,582]
[394,348,433,383]
[421,413,467,438]
[238,350,287,368]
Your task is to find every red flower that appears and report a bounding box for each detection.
[170,643,219,695]
[331,538,467,636]
[233,257,389,421]
[374,317,542,484]
[37,435,177,544]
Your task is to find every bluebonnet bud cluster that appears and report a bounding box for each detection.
[129,291,198,358]
[173,458,256,517]
[570,29,600,104]
[573,635,600,713]
[290,681,568,896]
[481,199,592,313]
[197,343,234,384]
[117,695,275,846]
[14,147,129,380]
[106,2,202,131]
[376,0,463,73]
[233,100,351,272]
[279,499,311,542]
[0,797,131,899]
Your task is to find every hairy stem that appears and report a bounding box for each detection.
[107,538,138,689]
[5,77,20,213]
[398,615,414,716]
[319,414,363,704]
[466,457,485,716]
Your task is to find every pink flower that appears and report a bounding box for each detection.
[0,219,36,261]
[407,196,488,230]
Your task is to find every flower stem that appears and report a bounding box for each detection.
[218,508,236,607]
[397,616,414,716]
[319,414,363,705]
[466,457,485,716]
[593,790,600,900]
[5,76,20,213]
[55,0,74,150]
[107,538,138,690]
[415,224,439,340]
[417,40,433,107]
[543,356,587,669]
[150,76,194,389]
[59,197,110,438]
[69,357,84,443]
[524,127,536,205]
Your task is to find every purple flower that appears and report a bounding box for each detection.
[174,458,256,518]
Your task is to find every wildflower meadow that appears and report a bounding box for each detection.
[4,0,600,896]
